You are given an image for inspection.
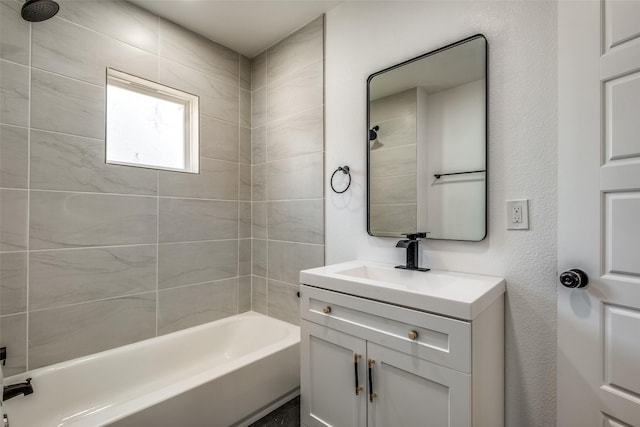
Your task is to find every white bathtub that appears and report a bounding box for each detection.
[3,311,300,427]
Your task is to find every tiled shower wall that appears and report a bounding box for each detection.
[250,17,325,325]
[369,89,417,234]
[0,0,254,374]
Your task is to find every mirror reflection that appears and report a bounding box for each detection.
[367,34,487,241]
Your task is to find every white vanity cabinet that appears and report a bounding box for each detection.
[300,283,504,427]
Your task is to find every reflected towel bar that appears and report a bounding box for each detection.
[433,170,486,179]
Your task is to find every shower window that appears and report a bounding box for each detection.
[106,68,199,173]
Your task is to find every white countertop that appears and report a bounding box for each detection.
[299,260,505,320]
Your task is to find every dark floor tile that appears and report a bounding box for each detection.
[249,396,300,427]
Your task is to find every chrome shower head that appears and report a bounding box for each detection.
[21,0,59,22]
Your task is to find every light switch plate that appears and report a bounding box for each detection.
[507,199,529,230]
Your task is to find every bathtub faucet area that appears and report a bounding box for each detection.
[3,378,33,401]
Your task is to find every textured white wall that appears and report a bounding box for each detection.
[325,2,557,426]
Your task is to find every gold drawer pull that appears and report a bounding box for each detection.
[368,359,376,402]
[322,306,332,314]
[354,353,362,395]
[408,330,419,340]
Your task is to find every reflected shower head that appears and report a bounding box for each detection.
[21,0,59,22]
[369,125,379,141]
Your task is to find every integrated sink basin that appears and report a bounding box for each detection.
[299,261,505,320]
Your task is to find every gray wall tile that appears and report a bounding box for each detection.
[0,124,28,188]
[158,240,237,290]
[29,293,156,369]
[0,251,27,315]
[267,280,300,326]
[267,241,324,285]
[31,69,104,139]
[0,313,26,376]
[240,89,251,128]
[267,16,324,83]
[30,130,157,195]
[200,115,239,162]
[370,145,416,178]
[0,0,30,65]
[267,152,324,200]
[369,115,416,150]
[252,164,267,201]
[238,275,251,312]
[239,127,251,165]
[252,126,267,165]
[0,60,28,127]
[369,88,417,124]
[239,164,251,201]
[248,18,324,319]
[252,276,267,314]
[370,175,417,205]
[267,61,323,123]
[159,158,238,200]
[252,87,267,129]
[0,0,268,372]
[252,202,267,239]
[159,59,238,124]
[159,198,238,243]
[268,200,324,244]
[29,245,157,310]
[267,107,323,162]
[159,19,239,86]
[158,279,238,335]
[251,51,267,91]
[30,191,157,249]
[369,204,417,235]
[0,1,324,369]
[252,239,267,277]
[240,55,251,91]
[0,189,27,251]
[239,202,251,238]
[239,239,251,276]
[32,16,158,86]
[55,1,159,54]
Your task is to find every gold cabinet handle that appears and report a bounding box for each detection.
[368,359,376,402]
[408,330,418,340]
[322,306,331,314]
[354,353,363,395]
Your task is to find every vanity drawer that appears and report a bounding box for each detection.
[300,284,471,373]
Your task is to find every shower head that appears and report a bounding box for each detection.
[21,0,59,22]
[369,125,379,141]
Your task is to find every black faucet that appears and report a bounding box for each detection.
[3,378,33,401]
[395,233,430,272]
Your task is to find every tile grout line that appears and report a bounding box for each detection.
[264,49,269,317]
[25,188,245,202]
[249,59,254,313]
[26,238,249,254]
[155,14,160,336]
[155,170,160,337]
[25,18,33,373]
[237,54,241,315]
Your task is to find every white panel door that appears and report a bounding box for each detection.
[366,342,471,427]
[301,320,367,427]
[558,1,640,426]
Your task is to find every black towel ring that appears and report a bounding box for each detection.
[330,166,351,194]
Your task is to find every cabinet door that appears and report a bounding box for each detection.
[366,342,471,427]
[301,320,367,427]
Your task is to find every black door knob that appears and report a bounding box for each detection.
[559,269,589,289]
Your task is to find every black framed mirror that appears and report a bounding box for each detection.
[367,34,487,241]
